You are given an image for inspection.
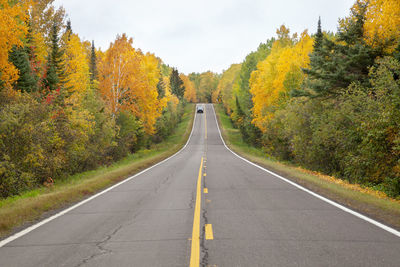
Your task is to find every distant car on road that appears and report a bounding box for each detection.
[197,105,204,113]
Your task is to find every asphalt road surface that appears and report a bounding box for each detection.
[1,104,400,266]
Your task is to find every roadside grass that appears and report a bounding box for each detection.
[0,104,195,239]
[214,104,400,230]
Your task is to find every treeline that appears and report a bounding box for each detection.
[214,0,400,197]
[0,0,197,198]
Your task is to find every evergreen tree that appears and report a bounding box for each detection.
[65,19,72,41]
[314,17,323,50]
[43,20,65,91]
[66,19,72,33]
[293,5,380,98]
[9,45,38,93]
[156,75,165,99]
[89,40,98,84]
[169,68,185,99]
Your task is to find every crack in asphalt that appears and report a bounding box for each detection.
[200,207,209,267]
[201,168,209,267]
[74,225,123,267]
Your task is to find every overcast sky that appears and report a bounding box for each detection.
[53,0,355,74]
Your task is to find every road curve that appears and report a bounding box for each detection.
[0,104,399,266]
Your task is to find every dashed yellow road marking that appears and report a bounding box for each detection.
[189,157,203,267]
[204,188,208,194]
[205,224,214,240]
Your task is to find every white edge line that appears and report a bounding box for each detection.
[0,105,199,248]
[211,104,400,238]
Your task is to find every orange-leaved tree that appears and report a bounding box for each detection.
[99,34,164,134]
[0,0,30,89]
[99,34,140,116]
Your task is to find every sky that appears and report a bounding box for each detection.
[53,0,355,74]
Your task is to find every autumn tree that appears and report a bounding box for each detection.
[181,73,196,102]
[364,0,400,53]
[169,68,185,99]
[99,34,139,116]
[215,64,241,114]
[0,0,29,90]
[198,71,219,103]
[250,27,313,132]
[62,33,90,103]
[99,34,163,134]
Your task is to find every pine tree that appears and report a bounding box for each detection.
[43,20,65,91]
[65,19,72,41]
[293,5,380,98]
[156,75,165,99]
[89,40,97,84]
[66,19,72,33]
[314,17,323,50]
[169,68,185,99]
[9,45,38,93]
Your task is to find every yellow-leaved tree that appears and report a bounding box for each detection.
[99,34,140,116]
[250,27,313,132]
[0,0,30,89]
[364,0,400,53]
[130,52,165,134]
[99,34,163,134]
[63,33,90,104]
[215,64,241,113]
[181,73,197,103]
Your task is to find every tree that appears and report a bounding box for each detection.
[43,20,65,91]
[169,68,185,99]
[197,71,219,103]
[250,29,313,131]
[63,33,90,103]
[0,0,29,90]
[66,19,72,34]
[9,45,38,93]
[295,3,380,98]
[215,63,241,113]
[99,34,139,116]
[156,75,166,99]
[314,17,323,50]
[99,34,163,134]
[181,73,196,102]
[89,40,97,84]
[363,0,400,53]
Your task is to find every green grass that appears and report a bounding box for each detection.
[215,104,400,230]
[0,104,195,238]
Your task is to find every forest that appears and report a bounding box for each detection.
[2,0,400,199]
[0,0,197,198]
[209,0,400,197]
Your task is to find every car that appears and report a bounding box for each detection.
[196,105,204,113]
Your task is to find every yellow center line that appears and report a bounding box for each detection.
[189,157,203,267]
[205,224,214,240]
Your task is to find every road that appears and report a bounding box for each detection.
[0,104,400,266]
